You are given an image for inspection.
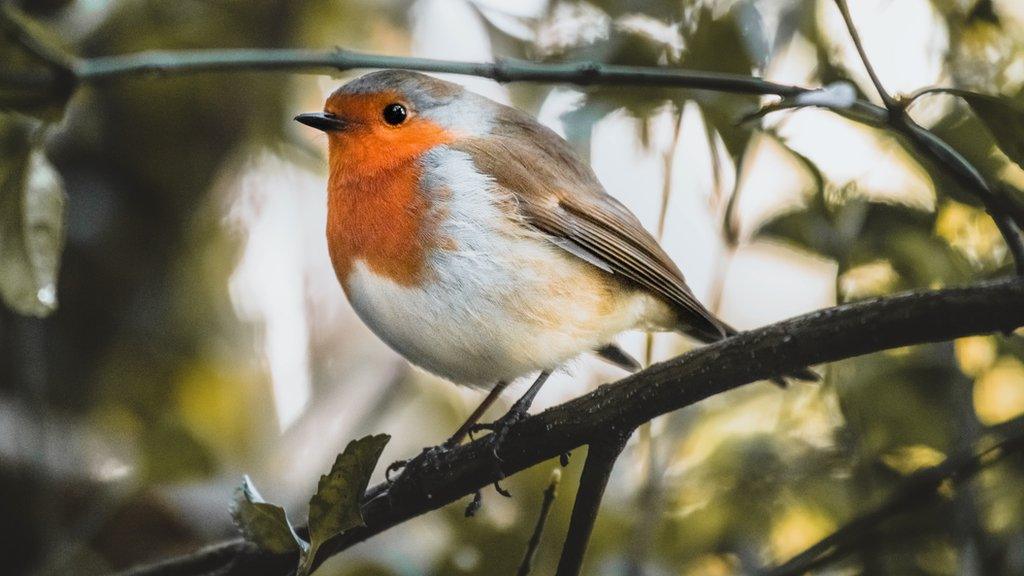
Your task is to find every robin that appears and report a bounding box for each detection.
[295,70,816,470]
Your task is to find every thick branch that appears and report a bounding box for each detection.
[766,416,1024,576]
[118,277,1024,576]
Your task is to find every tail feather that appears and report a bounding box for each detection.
[594,344,642,372]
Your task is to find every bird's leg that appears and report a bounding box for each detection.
[471,371,552,462]
[462,372,552,513]
[444,380,510,448]
[385,380,510,484]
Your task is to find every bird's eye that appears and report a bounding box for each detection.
[383,103,407,125]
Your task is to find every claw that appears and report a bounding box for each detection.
[385,459,408,484]
[493,480,512,498]
[385,444,449,486]
[465,490,483,517]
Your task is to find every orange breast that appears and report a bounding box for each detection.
[322,93,459,289]
[327,162,434,288]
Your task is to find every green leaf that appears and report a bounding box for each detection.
[300,434,390,576]
[0,116,65,317]
[948,89,1024,171]
[230,475,304,555]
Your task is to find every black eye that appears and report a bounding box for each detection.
[383,103,407,125]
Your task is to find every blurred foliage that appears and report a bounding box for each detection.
[0,116,65,316]
[2,1,1024,576]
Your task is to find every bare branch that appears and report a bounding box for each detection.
[827,0,1024,271]
[0,3,77,73]
[832,0,897,110]
[765,416,1024,576]
[1,5,1021,267]
[555,435,630,576]
[517,469,562,576]
[69,49,807,96]
[116,277,1024,576]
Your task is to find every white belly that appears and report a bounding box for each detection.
[344,244,661,386]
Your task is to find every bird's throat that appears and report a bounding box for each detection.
[326,164,435,290]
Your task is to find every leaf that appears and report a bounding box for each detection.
[300,434,390,576]
[230,475,304,555]
[917,88,1024,171]
[0,116,65,317]
[955,91,1024,171]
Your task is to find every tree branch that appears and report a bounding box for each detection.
[555,434,630,576]
[517,470,562,576]
[827,0,1024,273]
[67,49,808,96]
[116,277,1024,576]
[3,1,1023,270]
[832,0,897,110]
[765,415,1024,576]
[0,3,76,73]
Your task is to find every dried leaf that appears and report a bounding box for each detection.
[230,475,304,555]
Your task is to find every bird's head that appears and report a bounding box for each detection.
[295,70,487,179]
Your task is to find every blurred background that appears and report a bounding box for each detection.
[2,0,1024,574]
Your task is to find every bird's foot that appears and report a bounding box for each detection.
[459,408,529,516]
[468,403,529,463]
[464,479,513,517]
[384,443,451,484]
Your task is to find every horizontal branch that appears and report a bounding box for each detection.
[67,49,808,96]
[119,277,1024,576]
[3,0,1021,268]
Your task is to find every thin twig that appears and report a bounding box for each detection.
[2,6,1022,267]
[829,0,1024,274]
[832,0,897,110]
[67,49,806,97]
[555,434,631,576]
[765,416,1024,576]
[517,469,562,576]
[892,121,1024,274]
[0,4,76,72]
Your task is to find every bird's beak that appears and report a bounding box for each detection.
[294,112,347,132]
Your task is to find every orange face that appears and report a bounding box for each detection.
[323,91,454,180]
[310,91,457,289]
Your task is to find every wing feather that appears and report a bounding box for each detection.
[454,107,727,341]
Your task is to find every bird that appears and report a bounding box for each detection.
[295,70,816,470]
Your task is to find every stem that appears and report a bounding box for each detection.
[832,0,897,110]
[555,434,631,576]
[65,49,807,97]
[517,470,562,576]
[3,6,1021,266]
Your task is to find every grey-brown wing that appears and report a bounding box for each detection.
[456,108,727,342]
